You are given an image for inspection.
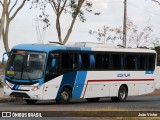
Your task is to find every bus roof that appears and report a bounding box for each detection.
[12,44,84,53]
[12,43,156,54]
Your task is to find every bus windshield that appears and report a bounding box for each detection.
[6,50,46,80]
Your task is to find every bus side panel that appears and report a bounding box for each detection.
[82,71,155,98]
[43,75,63,100]
[127,83,139,96]
[55,71,77,99]
[83,84,110,98]
[82,71,110,98]
[109,83,120,97]
[138,83,155,95]
[72,71,87,98]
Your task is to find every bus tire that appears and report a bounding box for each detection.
[24,99,37,104]
[86,98,100,102]
[111,86,128,102]
[56,87,71,104]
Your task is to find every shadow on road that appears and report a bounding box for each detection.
[9,96,160,106]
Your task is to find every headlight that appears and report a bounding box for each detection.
[4,84,10,89]
[32,85,41,91]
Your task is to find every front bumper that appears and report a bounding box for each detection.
[3,85,44,100]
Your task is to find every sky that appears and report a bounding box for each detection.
[0,0,160,60]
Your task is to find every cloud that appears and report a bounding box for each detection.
[98,3,108,9]
[92,0,108,11]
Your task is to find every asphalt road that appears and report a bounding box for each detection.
[0,95,160,111]
[0,95,159,120]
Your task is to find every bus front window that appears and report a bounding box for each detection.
[6,50,46,80]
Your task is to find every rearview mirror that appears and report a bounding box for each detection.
[2,52,10,66]
[2,57,4,65]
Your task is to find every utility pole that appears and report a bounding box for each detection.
[123,0,127,47]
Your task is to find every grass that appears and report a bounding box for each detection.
[0,61,2,69]
[122,118,160,120]
[0,61,7,69]
[67,110,160,119]
[147,89,160,95]
[0,61,5,87]
[0,79,3,87]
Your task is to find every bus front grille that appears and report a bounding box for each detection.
[10,92,30,98]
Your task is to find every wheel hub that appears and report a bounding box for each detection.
[120,90,126,99]
[61,91,69,100]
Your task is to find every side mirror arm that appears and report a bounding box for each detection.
[2,52,10,65]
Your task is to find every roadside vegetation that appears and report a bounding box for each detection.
[148,89,160,95]
[0,61,2,69]
[0,61,5,87]
[122,118,160,120]
[155,47,160,66]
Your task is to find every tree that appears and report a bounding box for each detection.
[0,0,27,52]
[152,0,160,5]
[155,46,160,65]
[32,0,99,44]
[89,19,160,48]
[89,26,123,44]
[0,0,7,40]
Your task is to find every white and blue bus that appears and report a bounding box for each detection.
[2,42,156,104]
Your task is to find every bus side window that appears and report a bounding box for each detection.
[80,53,89,69]
[147,54,155,70]
[62,53,70,69]
[95,54,103,69]
[61,53,78,70]
[78,54,82,68]
[45,52,59,82]
[125,55,137,70]
[72,53,78,69]
[139,55,147,70]
[90,54,95,69]
[111,54,121,70]
[103,54,110,69]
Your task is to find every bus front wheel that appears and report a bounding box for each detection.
[111,85,128,102]
[24,99,37,104]
[56,87,71,104]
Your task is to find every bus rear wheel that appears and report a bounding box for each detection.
[111,86,128,102]
[24,99,37,104]
[86,98,100,102]
[56,87,71,104]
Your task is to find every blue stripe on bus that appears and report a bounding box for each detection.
[13,85,16,89]
[12,84,20,89]
[66,47,81,50]
[56,46,81,99]
[15,85,18,89]
[72,71,87,98]
[145,71,154,74]
[72,47,91,98]
[56,71,77,99]
[39,78,44,85]
[16,85,20,89]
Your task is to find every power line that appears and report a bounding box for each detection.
[127,2,160,17]
[92,1,123,3]
[92,1,160,17]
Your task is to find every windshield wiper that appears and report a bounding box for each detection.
[9,71,18,80]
